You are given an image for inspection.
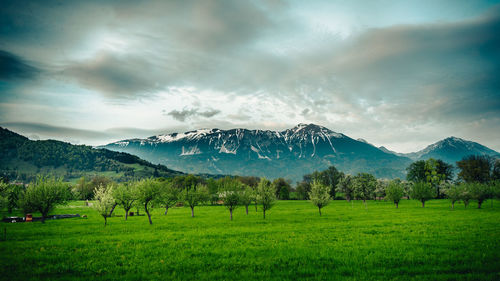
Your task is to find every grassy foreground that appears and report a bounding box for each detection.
[1,200,499,280]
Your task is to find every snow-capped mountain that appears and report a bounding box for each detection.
[102,124,411,181]
[402,136,500,163]
[102,125,498,181]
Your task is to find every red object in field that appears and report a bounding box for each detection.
[26,214,32,222]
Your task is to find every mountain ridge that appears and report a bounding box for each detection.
[102,124,499,182]
[102,124,412,181]
[0,127,183,182]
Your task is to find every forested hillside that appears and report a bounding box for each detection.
[0,127,182,182]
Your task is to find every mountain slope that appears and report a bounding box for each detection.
[103,124,412,181]
[403,137,500,163]
[0,127,182,182]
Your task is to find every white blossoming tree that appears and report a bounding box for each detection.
[93,184,115,226]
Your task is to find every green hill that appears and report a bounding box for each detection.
[0,127,182,183]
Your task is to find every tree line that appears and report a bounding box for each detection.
[1,155,499,225]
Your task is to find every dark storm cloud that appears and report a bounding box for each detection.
[0,50,38,81]
[166,108,221,122]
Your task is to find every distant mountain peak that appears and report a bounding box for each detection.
[403,136,499,162]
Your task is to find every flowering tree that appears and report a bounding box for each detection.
[308,179,330,216]
[93,184,115,226]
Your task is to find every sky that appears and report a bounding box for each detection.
[1,0,499,153]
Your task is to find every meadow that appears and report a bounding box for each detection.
[1,199,499,280]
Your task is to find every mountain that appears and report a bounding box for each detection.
[102,124,412,181]
[0,127,182,182]
[402,136,500,163]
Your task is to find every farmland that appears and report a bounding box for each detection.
[1,199,499,280]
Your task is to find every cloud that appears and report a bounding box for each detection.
[0,1,499,152]
[0,122,184,146]
[64,52,162,98]
[166,107,221,122]
[1,122,108,141]
[0,50,39,81]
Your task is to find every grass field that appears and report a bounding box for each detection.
[1,199,499,280]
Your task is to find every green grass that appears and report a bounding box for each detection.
[1,199,499,280]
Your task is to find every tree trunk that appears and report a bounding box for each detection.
[263,209,266,219]
[125,209,129,220]
[41,215,46,224]
[478,200,482,209]
[255,202,258,212]
[191,206,194,217]
[318,207,322,216]
[395,202,398,208]
[230,209,233,221]
[108,203,118,217]
[104,216,107,226]
[245,205,249,215]
[145,203,152,225]
[422,200,425,208]
[164,206,169,215]
[452,202,455,209]
[363,199,367,209]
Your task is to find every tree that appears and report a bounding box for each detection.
[239,185,253,215]
[157,181,179,215]
[444,183,462,209]
[6,184,23,213]
[492,181,500,200]
[218,178,241,220]
[385,180,404,208]
[113,182,137,220]
[295,181,311,200]
[0,181,8,211]
[375,179,388,201]
[93,184,115,226]
[206,178,220,205]
[353,173,377,207]
[407,159,452,198]
[468,182,492,209]
[182,183,209,217]
[492,160,500,181]
[457,155,493,184]
[136,178,161,225]
[73,176,93,200]
[410,182,435,207]
[406,160,426,183]
[308,179,330,215]
[89,176,113,193]
[314,166,343,198]
[255,178,276,219]
[336,174,354,202]
[172,174,204,190]
[272,178,291,200]
[435,159,454,182]
[19,176,70,223]
[236,176,260,188]
[459,183,473,208]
